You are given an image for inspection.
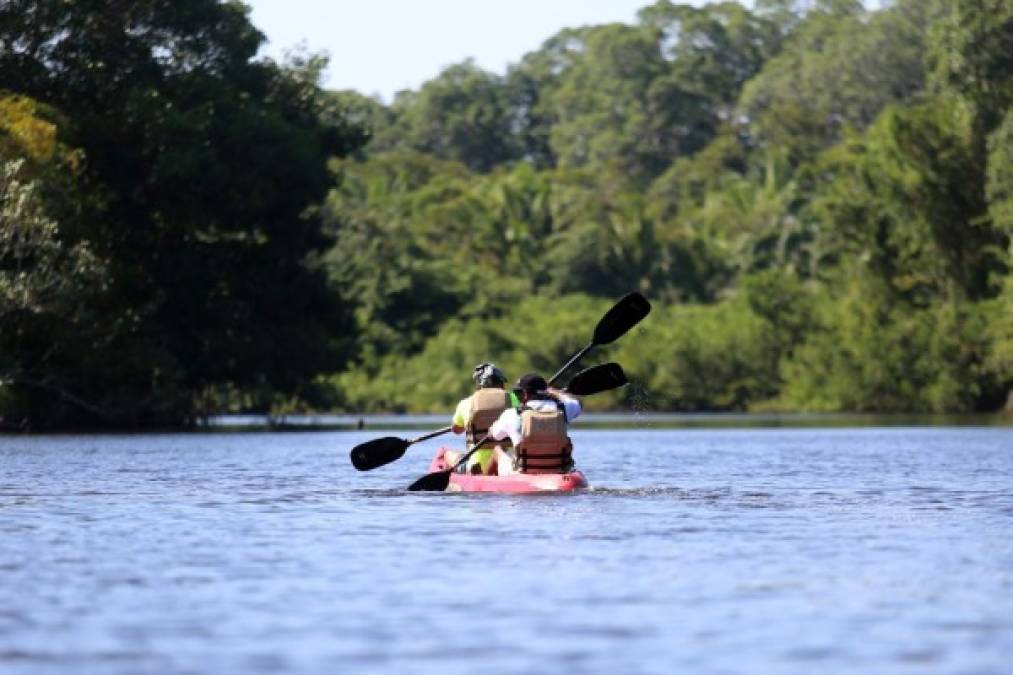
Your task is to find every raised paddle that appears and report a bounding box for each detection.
[405,363,629,492]
[548,292,651,385]
[350,362,627,472]
[561,362,627,396]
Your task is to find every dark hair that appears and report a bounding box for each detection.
[515,373,548,395]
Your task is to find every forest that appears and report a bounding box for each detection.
[1,0,1011,429]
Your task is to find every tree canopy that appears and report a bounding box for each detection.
[1,0,367,427]
[317,0,1011,415]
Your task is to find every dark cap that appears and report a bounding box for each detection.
[515,373,548,394]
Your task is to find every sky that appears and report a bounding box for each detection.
[244,0,685,102]
[245,1,884,103]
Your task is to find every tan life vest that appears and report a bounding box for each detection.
[515,405,572,474]
[467,388,512,447]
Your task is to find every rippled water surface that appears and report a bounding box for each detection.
[2,426,1011,674]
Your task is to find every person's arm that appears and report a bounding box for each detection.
[548,387,582,422]
[489,409,522,446]
[451,398,469,434]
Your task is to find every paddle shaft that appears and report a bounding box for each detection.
[410,426,452,444]
[548,292,649,387]
[548,343,593,386]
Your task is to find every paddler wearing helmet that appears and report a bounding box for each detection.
[488,372,582,476]
[445,363,520,475]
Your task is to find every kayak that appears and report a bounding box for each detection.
[428,447,588,494]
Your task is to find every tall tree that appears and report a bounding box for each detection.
[0,0,366,426]
[810,98,1004,302]
[639,1,783,124]
[504,27,599,170]
[738,0,932,163]
[378,60,518,172]
[927,0,1013,137]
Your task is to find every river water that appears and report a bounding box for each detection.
[1,425,1011,674]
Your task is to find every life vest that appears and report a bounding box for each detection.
[467,388,513,447]
[515,402,572,474]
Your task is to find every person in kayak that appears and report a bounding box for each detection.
[488,372,582,475]
[445,363,520,475]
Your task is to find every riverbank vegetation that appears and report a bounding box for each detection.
[1,0,1010,428]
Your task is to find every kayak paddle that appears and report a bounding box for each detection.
[563,361,628,396]
[406,362,630,492]
[548,292,651,384]
[350,362,627,472]
[350,426,452,471]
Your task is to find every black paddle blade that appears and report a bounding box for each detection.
[350,437,410,471]
[407,469,452,492]
[593,292,651,345]
[565,362,628,396]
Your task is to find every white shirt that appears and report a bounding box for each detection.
[488,395,582,447]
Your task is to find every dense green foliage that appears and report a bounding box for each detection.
[1,0,1010,427]
[1,0,366,427]
[323,0,1011,415]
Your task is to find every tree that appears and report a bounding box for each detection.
[777,274,990,413]
[531,3,783,184]
[504,27,596,170]
[379,60,518,172]
[986,109,1013,246]
[928,0,1013,137]
[0,0,367,426]
[738,0,932,163]
[639,1,783,123]
[321,152,472,369]
[0,158,108,423]
[809,98,1004,302]
[325,89,394,158]
[983,110,1013,410]
[541,24,667,182]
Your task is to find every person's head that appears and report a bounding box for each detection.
[472,363,507,389]
[514,372,548,401]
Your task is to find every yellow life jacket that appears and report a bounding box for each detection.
[515,403,572,474]
[467,388,512,447]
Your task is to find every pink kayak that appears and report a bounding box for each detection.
[428,447,588,493]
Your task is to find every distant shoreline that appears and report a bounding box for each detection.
[2,412,1008,436]
[202,411,1013,432]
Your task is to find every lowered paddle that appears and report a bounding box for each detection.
[407,362,631,492]
[548,292,651,384]
[350,426,452,471]
[351,362,627,472]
